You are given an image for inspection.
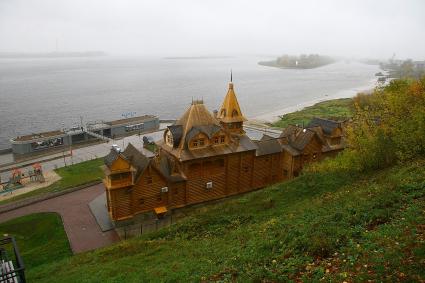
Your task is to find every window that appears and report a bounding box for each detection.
[214,137,219,144]
[220,136,225,143]
[146,176,153,184]
[111,172,130,180]
[193,140,198,147]
[125,123,144,132]
[199,139,205,146]
[206,181,213,190]
[166,131,173,146]
[139,198,145,205]
[232,109,239,117]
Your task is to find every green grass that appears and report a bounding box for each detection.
[25,158,425,282]
[273,98,353,128]
[0,212,72,270]
[0,158,104,205]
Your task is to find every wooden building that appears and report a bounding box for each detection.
[103,81,346,222]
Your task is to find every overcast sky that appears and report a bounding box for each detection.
[0,0,424,59]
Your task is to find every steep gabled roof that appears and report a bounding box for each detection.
[307,118,341,135]
[291,129,316,151]
[217,83,247,123]
[185,125,222,144]
[176,101,220,143]
[279,124,302,139]
[167,125,183,148]
[121,143,150,180]
[104,149,121,168]
[255,138,282,156]
[159,134,257,161]
[166,100,222,158]
[154,154,186,183]
[278,125,324,153]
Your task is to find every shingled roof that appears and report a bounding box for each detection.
[255,137,282,156]
[290,129,316,151]
[160,134,257,161]
[278,125,324,153]
[104,149,121,168]
[167,125,183,148]
[217,82,247,123]
[165,100,222,158]
[185,125,222,144]
[154,154,186,182]
[121,143,150,180]
[307,118,341,135]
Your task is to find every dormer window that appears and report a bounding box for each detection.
[221,109,226,117]
[232,109,239,117]
[165,131,174,146]
[199,139,205,146]
[220,136,225,143]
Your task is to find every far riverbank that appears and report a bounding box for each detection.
[251,86,374,124]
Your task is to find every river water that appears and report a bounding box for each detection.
[0,56,380,149]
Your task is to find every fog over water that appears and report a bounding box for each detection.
[0,56,380,148]
[0,0,424,59]
[0,0,423,148]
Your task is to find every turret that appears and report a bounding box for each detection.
[217,79,247,135]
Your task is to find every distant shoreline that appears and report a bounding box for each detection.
[164,56,234,60]
[251,86,375,123]
[0,51,106,59]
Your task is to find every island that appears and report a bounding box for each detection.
[259,54,335,69]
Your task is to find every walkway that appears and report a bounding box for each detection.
[0,183,119,254]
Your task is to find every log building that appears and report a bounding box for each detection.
[103,81,346,222]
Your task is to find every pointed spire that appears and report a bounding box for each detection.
[230,69,233,82]
[217,79,247,123]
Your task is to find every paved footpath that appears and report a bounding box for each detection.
[0,184,119,253]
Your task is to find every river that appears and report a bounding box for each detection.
[0,56,380,149]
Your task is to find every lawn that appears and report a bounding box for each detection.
[272,98,353,128]
[0,212,72,270]
[26,158,425,282]
[0,158,104,205]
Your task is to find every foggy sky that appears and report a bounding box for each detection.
[0,0,424,59]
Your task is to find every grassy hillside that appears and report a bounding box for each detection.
[12,77,425,282]
[0,213,72,270]
[0,158,103,205]
[272,98,353,128]
[26,158,425,282]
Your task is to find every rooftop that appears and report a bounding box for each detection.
[13,130,66,142]
[107,115,157,126]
